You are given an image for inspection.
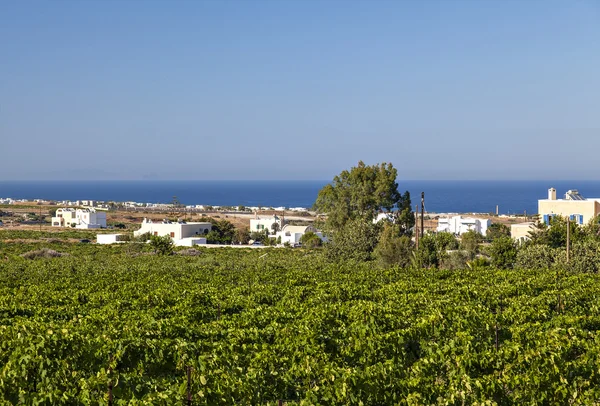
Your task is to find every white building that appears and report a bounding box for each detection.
[275,224,325,246]
[511,222,536,243]
[250,215,283,234]
[51,208,107,229]
[373,212,395,223]
[437,215,490,236]
[134,218,212,244]
[175,237,208,247]
[97,234,127,244]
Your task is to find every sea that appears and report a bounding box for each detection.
[1,180,600,215]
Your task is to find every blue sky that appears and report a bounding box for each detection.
[1,0,598,180]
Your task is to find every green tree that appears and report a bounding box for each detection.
[460,231,482,260]
[564,241,600,273]
[488,236,517,269]
[325,218,380,262]
[413,232,458,269]
[300,231,322,248]
[206,219,236,244]
[374,224,413,268]
[149,235,174,256]
[250,230,269,245]
[486,223,511,241]
[314,161,409,231]
[392,191,415,235]
[414,234,440,268]
[528,216,583,248]
[515,244,558,269]
[271,222,280,234]
[434,232,459,251]
[581,215,600,241]
[440,250,470,270]
[234,227,250,245]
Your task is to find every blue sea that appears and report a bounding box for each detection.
[1,180,600,215]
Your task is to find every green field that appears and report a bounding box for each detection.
[1,239,600,404]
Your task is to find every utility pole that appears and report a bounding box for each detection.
[420,192,425,239]
[415,204,419,249]
[566,216,570,263]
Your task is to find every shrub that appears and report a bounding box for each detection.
[149,235,174,256]
[488,236,518,269]
[515,244,557,269]
[300,232,322,248]
[325,218,380,262]
[374,224,413,268]
[440,250,470,270]
[177,248,202,256]
[21,248,68,259]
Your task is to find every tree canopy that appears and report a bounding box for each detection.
[314,161,411,231]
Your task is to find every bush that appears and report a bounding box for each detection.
[149,235,174,256]
[21,248,68,259]
[414,234,439,269]
[488,236,517,269]
[515,244,558,269]
[300,232,322,248]
[177,248,202,256]
[325,218,380,262]
[563,241,600,273]
[440,250,470,270]
[460,231,483,260]
[135,232,152,242]
[374,224,413,268]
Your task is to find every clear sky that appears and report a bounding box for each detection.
[1,0,598,181]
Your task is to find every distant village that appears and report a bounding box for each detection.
[0,197,309,213]
[1,187,596,248]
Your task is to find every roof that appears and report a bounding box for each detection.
[281,225,315,233]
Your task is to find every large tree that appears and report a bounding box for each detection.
[314,161,411,231]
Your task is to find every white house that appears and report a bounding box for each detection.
[437,215,490,236]
[511,222,536,243]
[134,218,212,245]
[175,237,208,247]
[51,208,107,229]
[97,234,127,244]
[250,215,283,234]
[275,224,325,246]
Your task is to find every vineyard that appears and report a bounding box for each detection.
[1,240,600,404]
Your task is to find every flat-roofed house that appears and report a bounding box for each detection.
[538,188,600,225]
[134,218,212,242]
[250,215,283,234]
[51,208,107,229]
[437,215,490,236]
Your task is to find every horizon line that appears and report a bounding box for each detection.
[2,179,600,183]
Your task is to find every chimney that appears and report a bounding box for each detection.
[548,188,556,200]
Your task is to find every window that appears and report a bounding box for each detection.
[569,214,584,225]
[170,232,175,237]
